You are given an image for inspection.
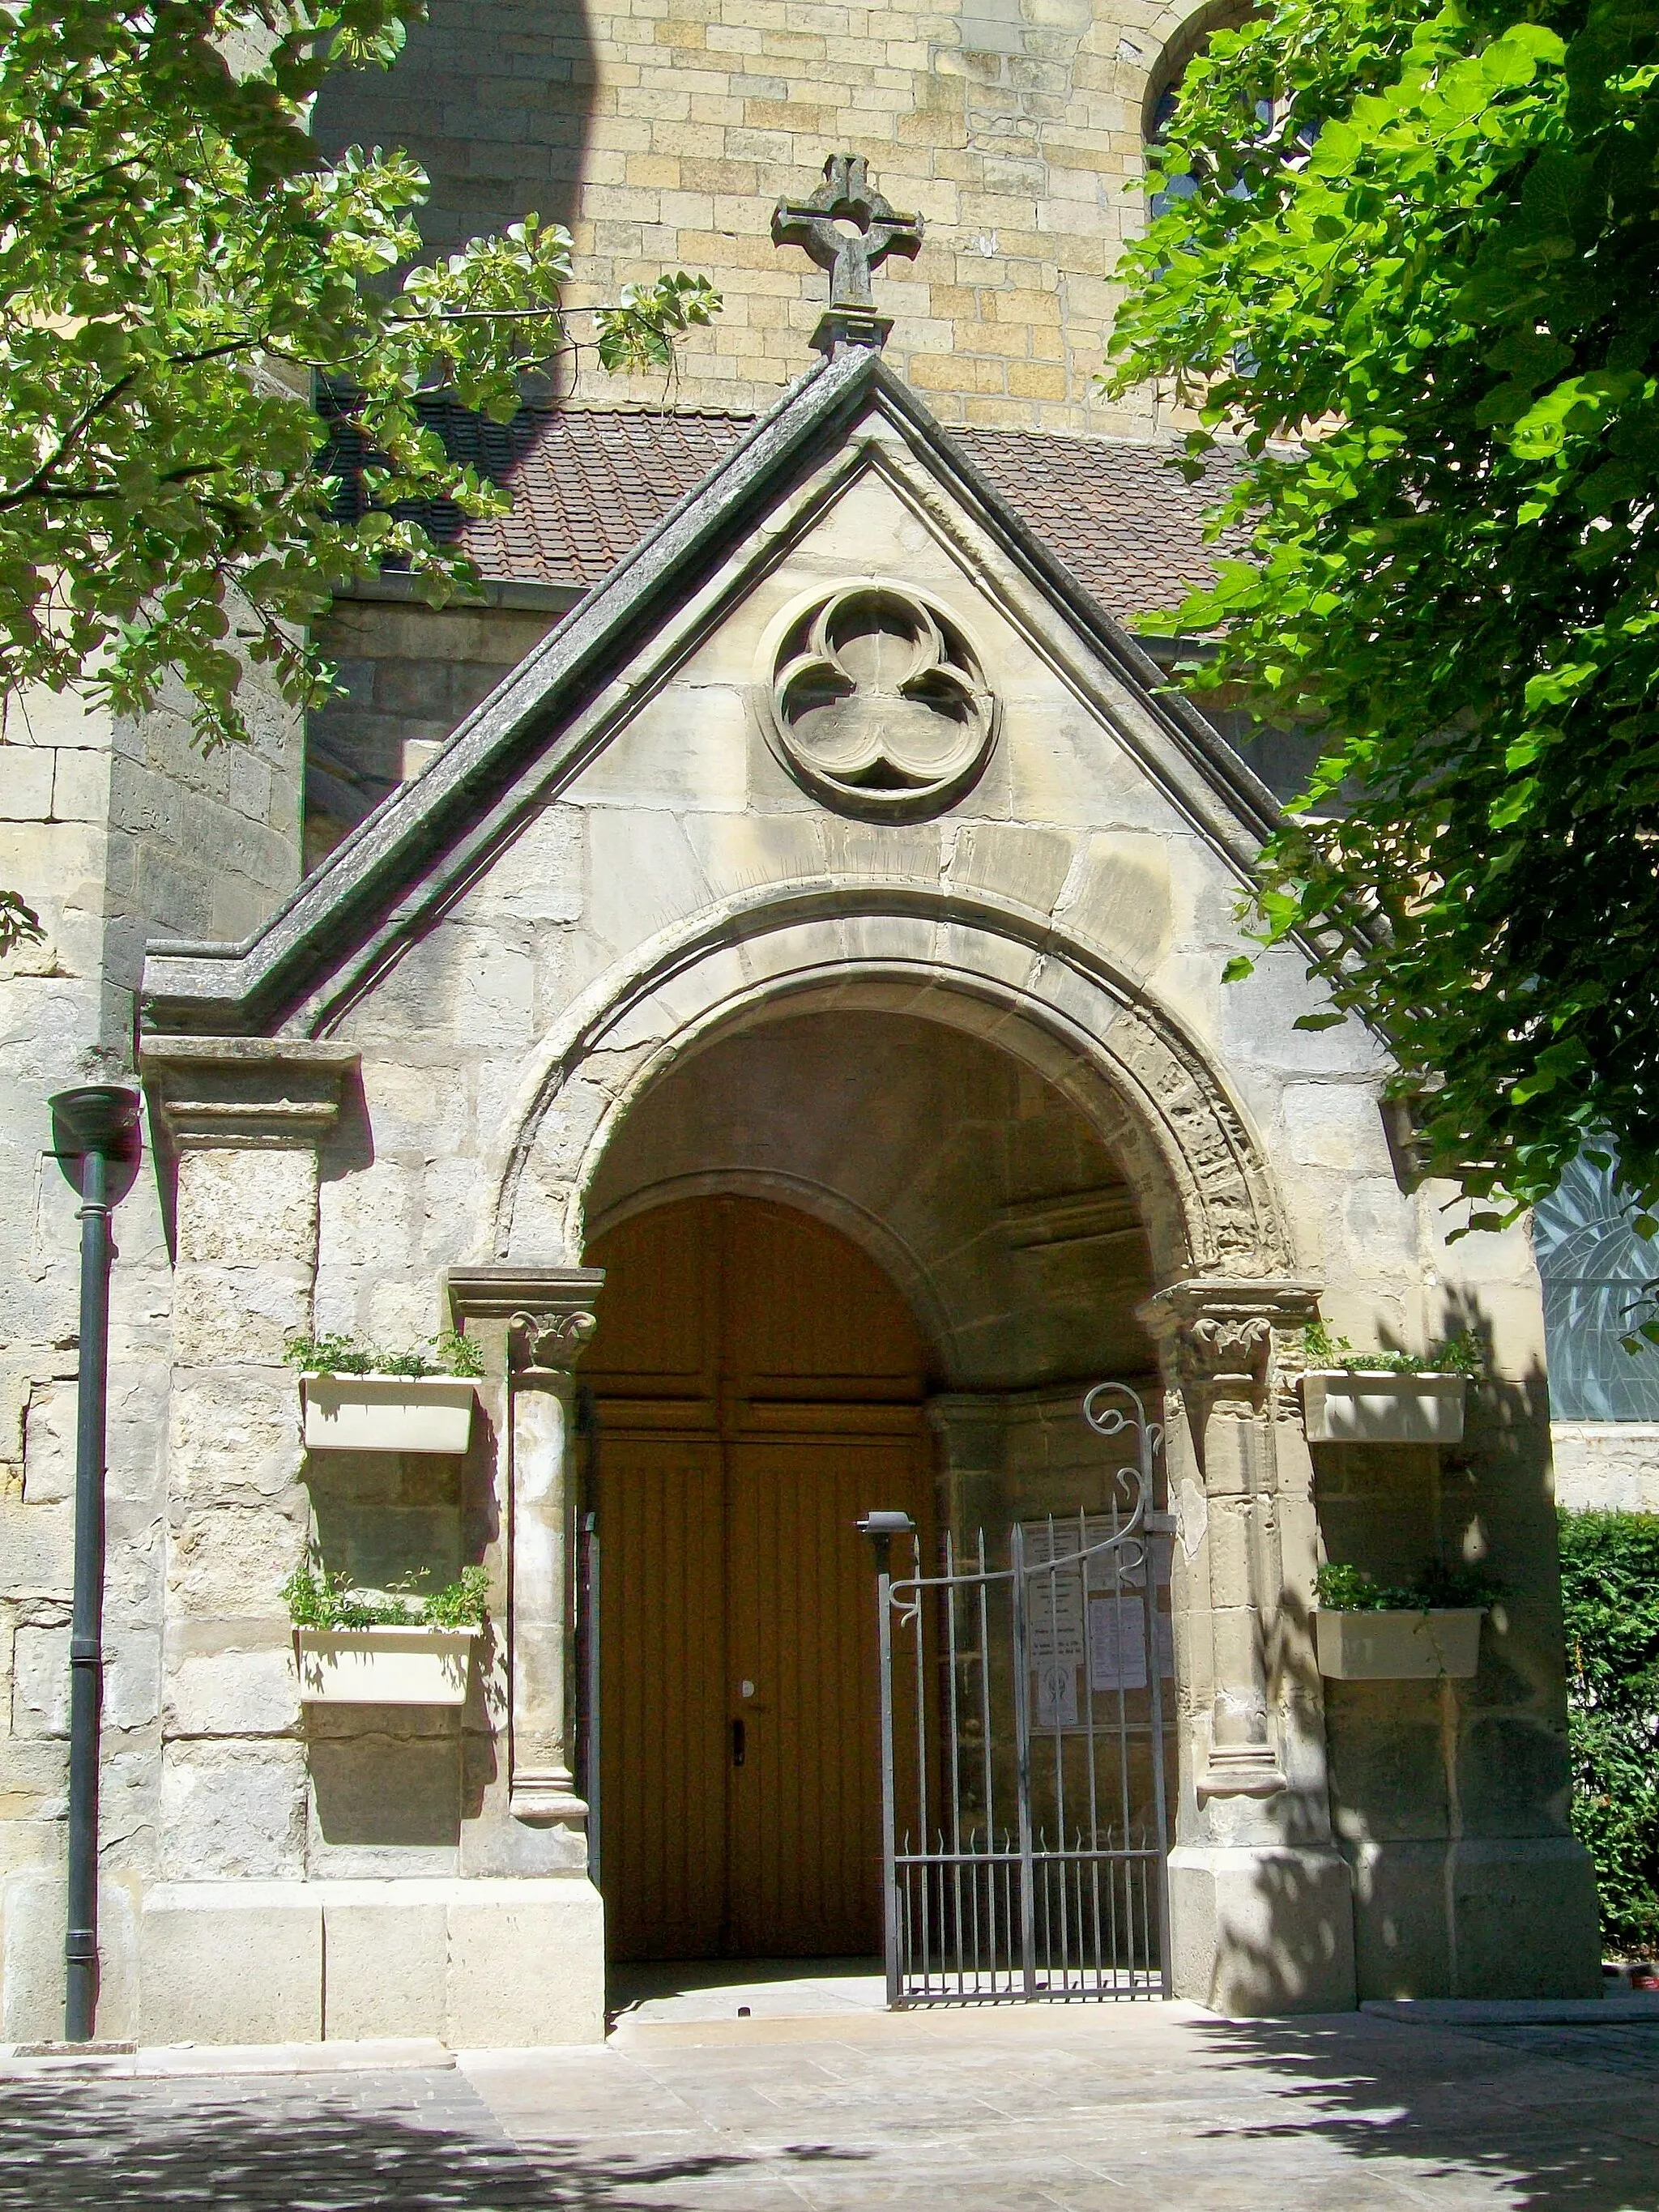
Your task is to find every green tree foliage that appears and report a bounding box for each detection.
[0,0,719,949]
[1109,0,1659,1228]
[1558,1508,1659,1955]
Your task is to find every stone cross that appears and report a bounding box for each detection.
[773,155,923,353]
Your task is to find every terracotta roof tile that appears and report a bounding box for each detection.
[953,428,1245,621]
[446,407,754,590]
[326,399,1244,625]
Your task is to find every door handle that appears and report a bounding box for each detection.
[731,1717,746,1768]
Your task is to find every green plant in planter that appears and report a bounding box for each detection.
[283,1329,485,1380]
[1316,1560,1504,1613]
[422,1566,492,1628]
[282,1560,490,1630]
[1304,1321,1483,1379]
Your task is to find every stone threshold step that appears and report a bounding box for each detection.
[609,1997,1216,2049]
[1364,1996,1659,2027]
[0,2037,455,2079]
[11,2039,136,2057]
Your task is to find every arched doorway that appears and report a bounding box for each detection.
[583,1193,934,1961]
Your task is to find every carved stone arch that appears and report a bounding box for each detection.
[488,890,1296,1289]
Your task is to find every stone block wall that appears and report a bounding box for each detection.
[8,381,1599,2035]
[288,450,1594,2005]
[312,0,1202,432]
[1550,1423,1659,1513]
[307,593,568,866]
[0,672,303,2039]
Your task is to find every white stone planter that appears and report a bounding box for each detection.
[294,1625,480,1705]
[1302,1370,1467,1445]
[301,1374,476,1455]
[1316,1608,1484,1681]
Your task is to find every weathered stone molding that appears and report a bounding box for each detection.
[1141,1278,1321,1804]
[997,1186,1141,1251]
[447,1267,604,1345]
[490,897,1298,1289]
[448,1266,603,1828]
[141,1037,358,1149]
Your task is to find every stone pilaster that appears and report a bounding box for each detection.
[446,1268,603,1829]
[141,1038,357,1896]
[1141,1276,1357,2014]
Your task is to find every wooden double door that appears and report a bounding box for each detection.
[584,1196,932,1961]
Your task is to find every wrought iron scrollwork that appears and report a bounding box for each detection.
[863,1379,1173,2008]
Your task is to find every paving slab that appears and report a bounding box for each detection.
[2,1997,1657,2209]
[468,2001,1659,2211]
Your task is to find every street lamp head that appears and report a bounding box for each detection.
[856,1510,916,1573]
[857,1511,916,1538]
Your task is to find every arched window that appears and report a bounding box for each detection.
[1534,1151,1659,1421]
[1144,6,1312,220]
[1144,4,1252,217]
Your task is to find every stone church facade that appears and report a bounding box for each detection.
[0,0,1605,2044]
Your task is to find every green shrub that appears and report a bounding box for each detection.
[423,1565,491,1628]
[1559,1507,1659,1958]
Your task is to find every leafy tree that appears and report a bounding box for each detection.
[0,0,719,950]
[1109,0,1659,1230]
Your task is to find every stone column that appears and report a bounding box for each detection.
[446,1268,603,1829]
[138,1037,356,2043]
[1141,1276,1358,2014]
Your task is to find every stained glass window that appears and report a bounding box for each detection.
[1533,1151,1659,1421]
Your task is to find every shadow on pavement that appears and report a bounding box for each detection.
[0,2069,866,2212]
[1189,2013,1659,2212]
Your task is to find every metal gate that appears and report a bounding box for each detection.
[861,1383,1174,2005]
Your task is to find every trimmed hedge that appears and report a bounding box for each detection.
[1559,1508,1659,1957]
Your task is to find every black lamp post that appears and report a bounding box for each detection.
[49,1084,142,2044]
[855,1510,914,2005]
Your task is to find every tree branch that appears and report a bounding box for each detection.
[0,369,141,509]
[0,334,276,510]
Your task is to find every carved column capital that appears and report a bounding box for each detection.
[1141,1277,1322,1419]
[446,1266,604,1383]
[507,1307,598,1378]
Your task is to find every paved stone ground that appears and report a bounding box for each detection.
[6,2004,1659,2212]
[0,2064,535,2210]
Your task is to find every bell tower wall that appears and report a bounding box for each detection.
[312,0,1192,433]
